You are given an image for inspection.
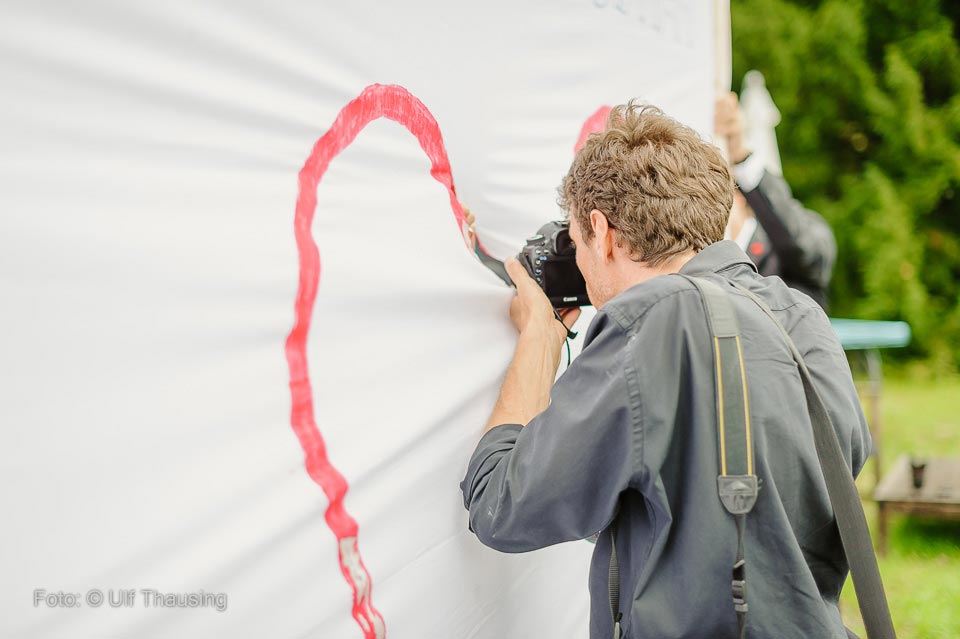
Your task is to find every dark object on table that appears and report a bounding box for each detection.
[910,459,927,490]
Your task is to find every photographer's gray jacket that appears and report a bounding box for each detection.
[461,241,869,639]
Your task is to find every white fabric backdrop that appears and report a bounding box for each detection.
[0,2,721,637]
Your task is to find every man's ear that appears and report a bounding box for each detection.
[589,209,615,262]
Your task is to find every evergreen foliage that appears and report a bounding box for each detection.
[732,0,960,370]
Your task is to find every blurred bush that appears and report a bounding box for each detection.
[732,0,960,371]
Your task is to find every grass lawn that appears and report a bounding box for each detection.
[839,375,960,638]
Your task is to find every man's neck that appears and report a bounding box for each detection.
[602,249,698,306]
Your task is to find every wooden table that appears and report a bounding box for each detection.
[873,454,960,554]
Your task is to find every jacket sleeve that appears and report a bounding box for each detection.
[788,305,873,477]
[460,314,636,553]
[742,170,837,296]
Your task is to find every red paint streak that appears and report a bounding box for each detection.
[574,106,612,152]
[285,84,466,639]
[286,84,609,637]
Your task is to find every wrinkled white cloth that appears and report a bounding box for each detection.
[0,2,720,637]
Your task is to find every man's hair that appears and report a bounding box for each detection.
[559,102,733,266]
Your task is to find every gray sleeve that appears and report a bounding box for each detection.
[460,315,636,553]
[743,170,837,292]
[798,309,872,476]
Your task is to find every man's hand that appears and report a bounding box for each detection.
[715,92,751,164]
[462,205,478,250]
[482,258,581,433]
[504,258,580,343]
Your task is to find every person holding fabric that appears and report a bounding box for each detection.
[461,103,870,638]
[715,92,837,309]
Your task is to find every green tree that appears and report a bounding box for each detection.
[732,0,960,371]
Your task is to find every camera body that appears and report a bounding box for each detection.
[518,220,590,308]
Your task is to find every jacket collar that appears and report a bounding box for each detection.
[679,240,758,276]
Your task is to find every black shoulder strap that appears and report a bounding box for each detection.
[607,276,757,639]
[683,276,758,499]
[729,282,896,639]
[685,275,758,639]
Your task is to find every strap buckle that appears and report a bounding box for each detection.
[732,559,748,613]
[718,475,759,515]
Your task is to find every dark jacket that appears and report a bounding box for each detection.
[462,241,869,639]
[741,170,836,309]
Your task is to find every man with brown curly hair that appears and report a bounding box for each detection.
[461,103,869,639]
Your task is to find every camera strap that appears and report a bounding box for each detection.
[474,243,512,286]
[606,275,757,639]
[684,275,758,639]
[729,282,896,639]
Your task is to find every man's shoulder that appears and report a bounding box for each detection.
[598,274,704,333]
[599,268,828,335]
[739,272,833,332]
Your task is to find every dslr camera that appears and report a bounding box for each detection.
[518,220,590,308]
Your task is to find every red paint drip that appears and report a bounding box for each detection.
[574,105,612,152]
[285,84,466,639]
